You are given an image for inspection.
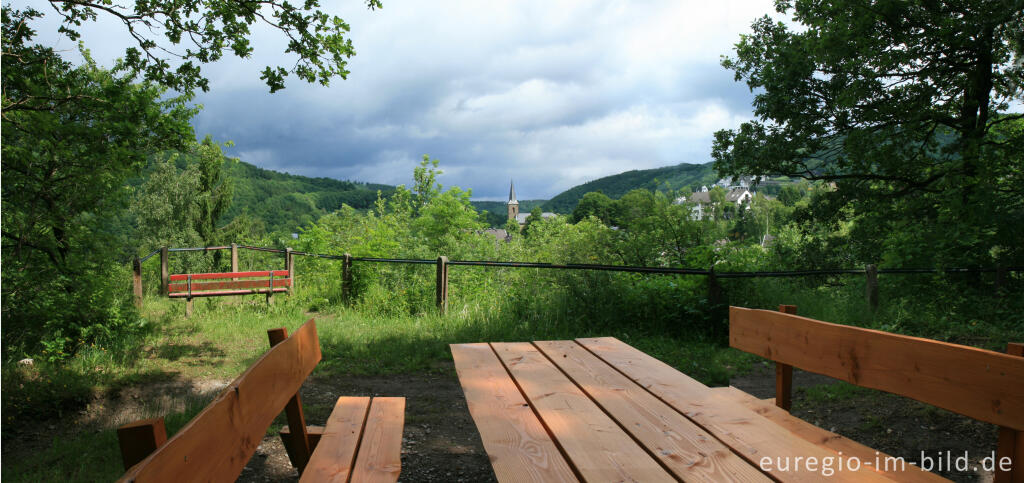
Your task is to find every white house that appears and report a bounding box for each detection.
[676,188,753,220]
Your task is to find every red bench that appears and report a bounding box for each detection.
[168,270,291,315]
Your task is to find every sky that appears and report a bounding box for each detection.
[15,0,783,200]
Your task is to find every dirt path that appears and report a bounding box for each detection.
[239,363,497,483]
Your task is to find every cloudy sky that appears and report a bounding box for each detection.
[18,0,782,200]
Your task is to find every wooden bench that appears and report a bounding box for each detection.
[724,305,1024,482]
[168,270,291,315]
[116,319,405,482]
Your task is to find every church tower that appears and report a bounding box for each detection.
[507,181,519,221]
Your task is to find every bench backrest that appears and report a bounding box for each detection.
[118,319,321,481]
[729,306,1024,431]
[168,270,291,297]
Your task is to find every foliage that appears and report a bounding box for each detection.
[21,0,382,95]
[132,139,237,273]
[1,10,196,360]
[712,0,1024,269]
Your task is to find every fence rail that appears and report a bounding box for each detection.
[134,243,1021,313]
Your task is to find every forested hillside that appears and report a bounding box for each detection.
[221,161,393,233]
[542,162,716,212]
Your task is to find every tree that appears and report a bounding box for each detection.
[6,1,381,98]
[572,191,615,224]
[132,139,235,271]
[713,0,1024,266]
[521,207,544,238]
[2,10,197,357]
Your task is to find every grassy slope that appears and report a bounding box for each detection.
[542,162,717,213]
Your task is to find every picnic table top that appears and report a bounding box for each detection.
[450,337,943,483]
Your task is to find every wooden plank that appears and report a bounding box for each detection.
[351,397,405,483]
[995,343,1024,483]
[492,342,675,483]
[117,418,167,470]
[775,305,797,411]
[168,278,292,293]
[169,270,289,281]
[535,340,769,482]
[710,386,947,482]
[577,337,894,482]
[450,343,578,483]
[300,397,372,483]
[269,327,313,472]
[168,287,289,298]
[118,319,322,482]
[730,306,1024,430]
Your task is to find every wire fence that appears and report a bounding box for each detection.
[141,244,1022,278]
[132,243,1021,313]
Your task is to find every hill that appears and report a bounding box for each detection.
[542,162,717,213]
[132,154,395,234]
[222,161,394,233]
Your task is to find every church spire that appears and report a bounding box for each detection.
[508,180,518,205]
[507,180,519,221]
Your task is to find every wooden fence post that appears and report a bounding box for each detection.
[132,256,143,308]
[285,247,294,294]
[436,256,449,314]
[995,342,1024,483]
[268,328,312,472]
[995,264,1006,294]
[865,264,879,313]
[230,243,239,278]
[342,253,353,304]
[117,417,167,470]
[160,247,169,296]
[775,304,797,412]
[707,266,721,307]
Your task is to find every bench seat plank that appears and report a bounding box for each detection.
[492,342,675,483]
[710,386,946,482]
[169,279,292,293]
[169,270,289,281]
[576,337,894,483]
[118,319,321,482]
[350,397,405,483]
[730,307,1024,430]
[300,397,372,483]
[168,287,289,298]
[450,343,578,483]
[535,340,771,482]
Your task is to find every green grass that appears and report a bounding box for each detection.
[2,291,756,482]
[5,270,1018,482]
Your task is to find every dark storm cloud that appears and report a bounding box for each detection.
[14,0,779,199]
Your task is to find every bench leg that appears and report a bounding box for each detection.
[185,298,194,318]
[995,342,1024,483]
[117,418,167,470]
[280,425,324,469]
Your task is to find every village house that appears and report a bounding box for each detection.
[675,179,754,220]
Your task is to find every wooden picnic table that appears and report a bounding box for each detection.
[451,337,941,482]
